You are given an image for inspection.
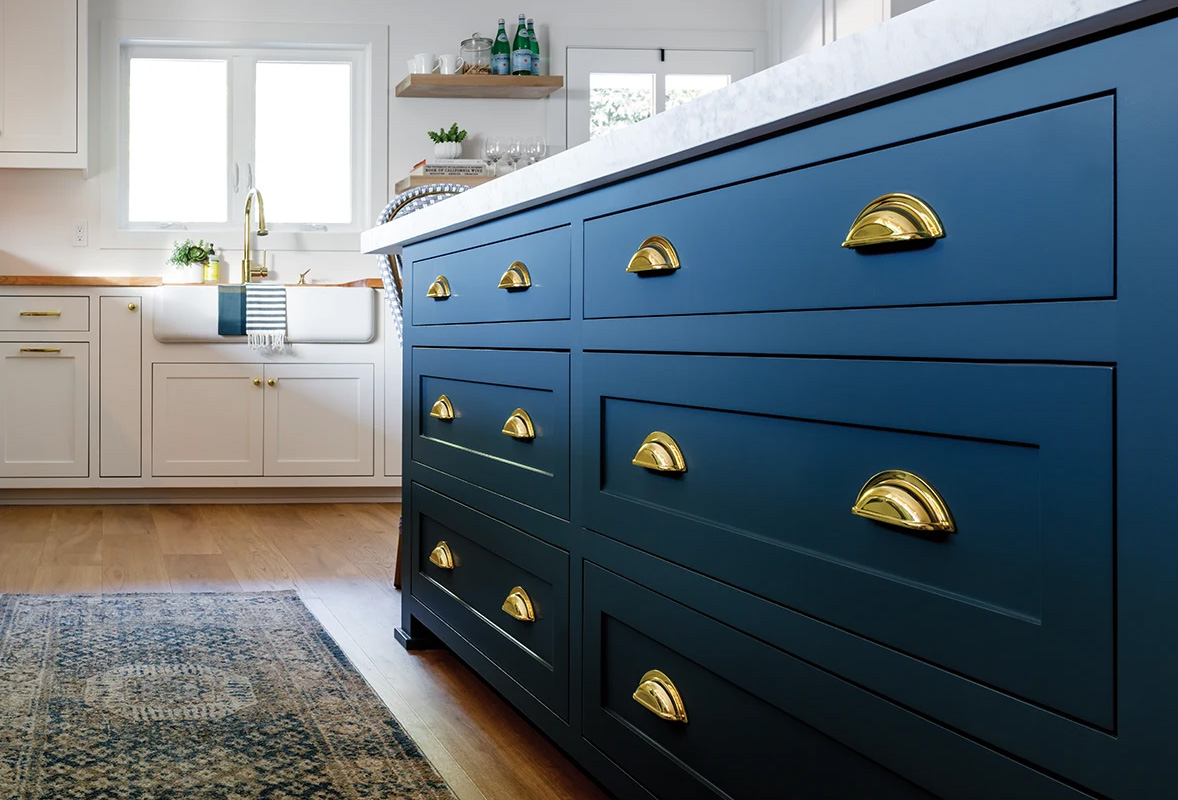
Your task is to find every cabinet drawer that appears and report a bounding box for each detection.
[0,296,89,331]
[411,483,569,719]
[411,226,570,325]
[584,96,1112,318]
[583,563,935,800]
[412,348,569,518]
[584,353,1113,729]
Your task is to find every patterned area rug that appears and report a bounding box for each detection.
[0,592,454,799]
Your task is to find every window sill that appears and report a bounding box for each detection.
[98,228,361,253]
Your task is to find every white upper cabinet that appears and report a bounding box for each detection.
[0,0,87,168]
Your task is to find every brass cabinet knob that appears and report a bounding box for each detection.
[851,469,955,533]
[426,275,451,299]
[498,261,532,291]
[842,193,945,249]
[428,541,455,570]
[501,586,536,622]
[633,670,688,723]
[127,302,138,311]
[626,235,680,274]
[501,408,536,440]
[267,378,277,387]
[252,378,262,387]
[429,394,455,421]
[632,431,687,473]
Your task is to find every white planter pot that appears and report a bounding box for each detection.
[433,141,462,159]
[164,264,203,284]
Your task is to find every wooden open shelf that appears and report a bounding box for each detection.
[395,74,563,99]
[394,174,495,193]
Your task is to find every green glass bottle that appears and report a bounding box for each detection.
[511,14,530,75]
[491,19,510,75]
[527,18,540,76]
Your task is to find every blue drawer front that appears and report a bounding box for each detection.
[583,353,1113,729]
[411,226,571,325]
[584,96,1112,318]
[412,348,570,518]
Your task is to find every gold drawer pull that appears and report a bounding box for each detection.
[19,347,61,353]
[497,261,532,291]
[842,193,945,249]
[429,394,455,421]
[851,469,955,533]
[632,431,687,473]
[501,408,536,440]
[626,235,680,274]
[633,670,688,723]
[428,541,455,570]
[19,310,62,317]
[501,586,536,622]
[426,275,451,299]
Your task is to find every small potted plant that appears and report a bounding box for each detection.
[167,238,211,283]
[427,123,467,159]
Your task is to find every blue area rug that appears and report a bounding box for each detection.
[0,592,454,799]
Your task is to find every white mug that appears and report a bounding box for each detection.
[412,52,441,74]
[439,54,465,75]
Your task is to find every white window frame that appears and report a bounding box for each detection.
[100,19,388,253]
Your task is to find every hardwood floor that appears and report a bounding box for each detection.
[0,503,612,800]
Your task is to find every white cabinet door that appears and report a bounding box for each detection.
[0,342,88,477]
[152,363,263,476]
[0,0,79,157]
[263,363,374,477]
[100,296,141,477]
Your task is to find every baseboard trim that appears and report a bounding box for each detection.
[0,486,403,505]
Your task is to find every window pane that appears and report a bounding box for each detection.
[255,61,352,224]
[665,74,730,110]
[128,59,228,223]
[589,73,654,140]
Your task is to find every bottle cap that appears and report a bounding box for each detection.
[498,18,504,23]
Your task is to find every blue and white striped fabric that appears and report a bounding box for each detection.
[245,284,287,352]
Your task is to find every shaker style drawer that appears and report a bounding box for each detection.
[0,296,90,331]
[583,563,937,800]
[412,348,570,519]
[583,353,1114,729]
[584,96,1112,318]
[411,225,571,325]
[412,484,569,719]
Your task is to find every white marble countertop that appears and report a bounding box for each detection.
[362,0,1167,255]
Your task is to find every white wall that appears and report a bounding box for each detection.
[0,0,766,282]
[766,0,935,63]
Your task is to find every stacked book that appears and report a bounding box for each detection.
[410,158,488,177]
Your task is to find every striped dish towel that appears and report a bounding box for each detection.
[245,284,287,352]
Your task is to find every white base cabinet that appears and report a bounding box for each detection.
[152,362,374,478]
[99,296,142,476]
[0,342,88,477]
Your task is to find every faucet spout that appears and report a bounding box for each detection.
[242,188,269,283]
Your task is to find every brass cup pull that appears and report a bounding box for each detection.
[267,378,277,387]
[851,469,955,533]
[633,670,688,723]
[626,235,680,274]
[252,378,262,386]
[19,347,61,354]
[632,431,687,473]
[501,408,536,440]
[498,261,532,291]
[428,541,455,570]
[426,275,451,299]
[842,193,945,249]
[501,586,536,622]
[429,394,455,421]
[19,310,62,317]
[127,302,138,311]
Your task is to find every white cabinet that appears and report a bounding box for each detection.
[152,362,374,478]
[0,0,86,168]
[0,342,88,477]
[99,297,142,477]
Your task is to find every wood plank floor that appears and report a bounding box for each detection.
[0,503,612,800]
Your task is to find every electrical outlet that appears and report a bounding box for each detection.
[71,221,88,247]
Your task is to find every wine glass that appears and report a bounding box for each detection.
[484,136,504,176]
[523,136,546,165]
[502,136,523,172]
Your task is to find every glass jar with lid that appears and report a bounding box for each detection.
[460,33,492,74]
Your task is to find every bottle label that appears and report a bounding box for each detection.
[492,53,510,74]
[512,50,531,73]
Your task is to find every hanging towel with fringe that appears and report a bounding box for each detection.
[245,284,287,352]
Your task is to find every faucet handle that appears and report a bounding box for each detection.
[298,268,311,285]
